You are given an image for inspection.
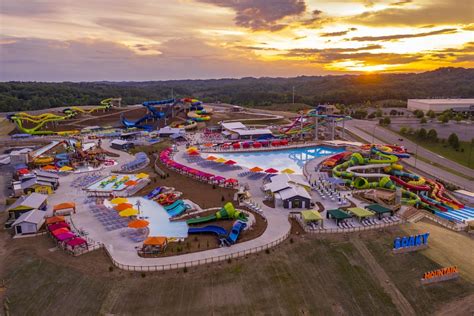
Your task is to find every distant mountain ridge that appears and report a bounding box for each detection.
[1,67,473,112]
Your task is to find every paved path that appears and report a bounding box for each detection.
[345,120,473,189]
[352,238,416,316]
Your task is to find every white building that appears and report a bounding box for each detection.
[12,209,45,236]
[221,121,273,140]
[263,174,312,209]
[407,99,474,113]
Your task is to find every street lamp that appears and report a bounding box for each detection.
[135,199,142,218]
[414,143,419,168]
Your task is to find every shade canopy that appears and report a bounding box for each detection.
[188,150,200,156]
[301,210,323,222]
[347,207,375,218]
[225,178,238,183]
[53,202,76,212]
[187,146,198,151]
[224,160,237,165]
[250,166,263,172]
[114,203,133,211]
[111,197,128,204]
[59,166,73,171]
[215,158,227,163]
[47,222,70,231]
[136,173,149,179]
[51,227,70,236]
[281,168,295,174]
[66,237,87,248]
[125,180,138,186]
[119,208,139,217]
[55,232,76,241]
[264,168,278,174]
[143,236,167,246]
[326,209,352,220]
[232,143,241,148]
[203,143,214,147]
[128,219,149,228]
[206,156,217,161]
[46,216,66,225]
[365,204,392,214]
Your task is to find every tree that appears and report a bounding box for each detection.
[438,115,449,124]
[353,109,368,119]
[427,129,438,141]
[455,114,463,122]
[383,117,391,125]
[427,110,436,119]
[420,117,427,124]
[407,127,414,135]
[375,109,383,117]
[413,109,424,118]
[448,133,460,149]
[417,128,427,138]
[400,127,408,134]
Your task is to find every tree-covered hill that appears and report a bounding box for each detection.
[1,67,473,112]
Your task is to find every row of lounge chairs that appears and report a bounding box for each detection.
[361,215,400,226]
[89,204,129,231]
[71,174,103,188]
[121,152,149,172]
[242,200,263,216]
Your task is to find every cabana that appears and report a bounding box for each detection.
[47,221,70,232]
[141,236,168,254]
[45,215,66,226]
[53,202,76,215]
[364,204,394,218]
[242,142,251,149]
[346,207,375,222]
[232,143,241,149]
[280,139,289,145]
[326,209,352,225]
[212,176,226,183]
[271,140,281,147]
[65,237,88,253]
[51,227,70,237]
[225,178,239,187]
[252,142,262,148]
[301,210,323,228]
[55,232,76,242]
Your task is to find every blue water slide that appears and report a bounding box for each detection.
[164,199,184,211]
[225,220,247,245]
[145,186,162,200]
[372,146,410,158]
[167,203,190,217]
[121,98,175,129]
[188,225,227,236]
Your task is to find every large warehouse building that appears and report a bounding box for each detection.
[407,99,474,113]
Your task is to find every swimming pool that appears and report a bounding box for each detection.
[127,197,189,238]
[212,146,344,174]
[87,174,140,192]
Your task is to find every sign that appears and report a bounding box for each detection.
[421,266,459,285]
[392,232,429,253]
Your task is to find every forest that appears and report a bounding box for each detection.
[0,67,473,112]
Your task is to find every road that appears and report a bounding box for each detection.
[345,119,474,190]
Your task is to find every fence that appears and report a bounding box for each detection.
[102,230,290,272]
[289,213,405,234]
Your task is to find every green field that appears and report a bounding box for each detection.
[2,225,472,315]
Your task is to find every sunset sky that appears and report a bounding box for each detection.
[1,0,473,81]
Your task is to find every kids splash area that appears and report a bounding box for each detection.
[2,98,473,272]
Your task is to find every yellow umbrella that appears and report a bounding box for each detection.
[111,197,128,204]
[136,173,149,179]
[187,146,198,152]
[119,208,139,217]
[215,157,227,163]
[281,168,295,174]
[59,166,73,171]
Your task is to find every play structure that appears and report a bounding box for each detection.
[8,98,114,135]
[329,144,471,222]
[186,202,247,225]
[278,106,351,140]
[187,218,247,246]
[164,200,191,217]
[171,119,197,130]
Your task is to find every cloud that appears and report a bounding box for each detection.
[1,0,60,16]
[390,0,412,6]
[349,28,457,41]
[320,27,357,37]
[350,0,474,26]
[197,0,306,31]
[463,24,474,31]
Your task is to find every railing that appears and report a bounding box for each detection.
[289,213,406,234]
[102,230,290,272]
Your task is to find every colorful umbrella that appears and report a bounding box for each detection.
[250,166,263,172]
[114,203,133,211]
[59,165,73,172]
[42,165,57,171]
[136,173,149,179]
[281,168,295,174]
[215,157,227,163]
[224,160,237,165]
[188,151,200,156]
[265,168,279,173]
[128,219,149,228]
[203,143,214,147]
[206,156,217,161]
[125,180,138,186]
[225,178,238,183]
[187,146,198,152]
[119,208,139,217]
[111,197,128,204]
[51,227,70,236]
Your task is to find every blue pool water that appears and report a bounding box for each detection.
[127,197,188,238]
[213,146,344,174]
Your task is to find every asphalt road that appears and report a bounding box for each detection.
[345,119,474,190]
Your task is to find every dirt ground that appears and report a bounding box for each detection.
[1,224,472,316]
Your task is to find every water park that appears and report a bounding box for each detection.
[1,98,473,274]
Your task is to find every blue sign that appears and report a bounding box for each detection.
[393,233,429,249]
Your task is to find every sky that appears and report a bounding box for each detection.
[0,0,473,81]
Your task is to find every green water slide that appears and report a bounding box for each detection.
[186,202,247,225]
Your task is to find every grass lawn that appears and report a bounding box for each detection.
[390,128,474,169]
[2,226,472,315]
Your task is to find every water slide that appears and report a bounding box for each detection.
[121,98,175,130]
[67,98,114,114]
[9,98,113,135]
[186,202,247,225]
[346,163,391,178]
[185,98,213,121]
[279,109,352,135]
[188,225,227,236]
[145,187,162,200]
[224,220,247,245]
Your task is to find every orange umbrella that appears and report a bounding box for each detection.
[203,143,214,147]
[206,156,217,161]
[188,151,200,156]
[114,203,133,211]
[46,216,65,225]
[125,180,137,186]
[128,219,149,228]
[143,236,167,246]
[42,165,57,171]
[250,166,263,172]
